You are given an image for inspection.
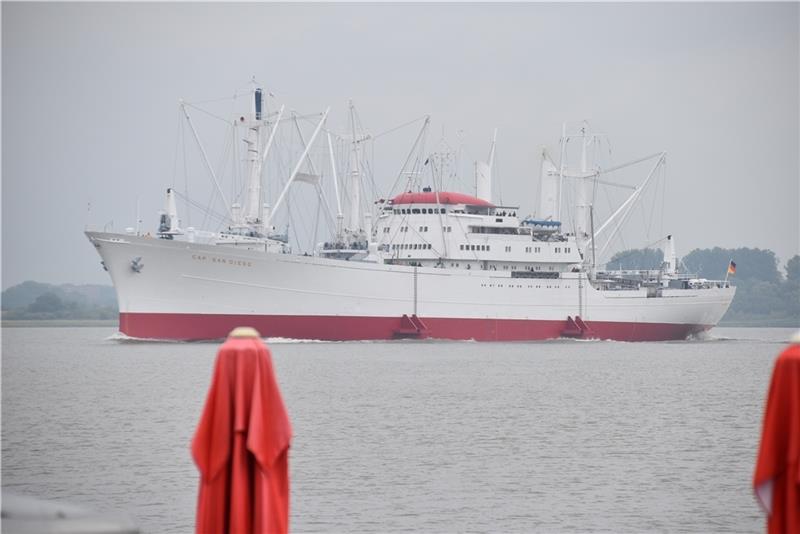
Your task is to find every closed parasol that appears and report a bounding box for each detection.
[192,327,292,534]
[754,336,800,533]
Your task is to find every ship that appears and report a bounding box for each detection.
[86,84,735,341]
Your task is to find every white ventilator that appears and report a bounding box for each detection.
[475,129,497,202]
[539,148,559,220]
[663,235,678,275]
[163,188,181,234]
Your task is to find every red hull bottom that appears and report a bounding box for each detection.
[119,312,713,342]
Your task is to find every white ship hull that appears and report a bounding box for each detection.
[88,231,735,341]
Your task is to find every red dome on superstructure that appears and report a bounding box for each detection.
[390,191,494,207]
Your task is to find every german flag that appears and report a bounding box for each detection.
[727,260,737,275]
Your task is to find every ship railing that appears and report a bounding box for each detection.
[510,271,560,279]
[599,268,663,277]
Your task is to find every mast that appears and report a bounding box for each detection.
[243,85,264,231]
[557,123,566,222]
[348,100,361,232]
[327,132,344,239]
[259,104,285,231]
[589,203,597,279]
[344,100,371,237]
[575,125,592,248]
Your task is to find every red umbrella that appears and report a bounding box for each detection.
[754,339,800,533]
[192,327,292,534]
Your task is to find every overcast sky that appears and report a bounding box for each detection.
[2,2,798,289]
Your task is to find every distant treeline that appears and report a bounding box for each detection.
[1,281,118,320]
[607,247,800,327]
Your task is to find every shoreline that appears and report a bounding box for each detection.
[2,319,119,328]
[719,319,800,328]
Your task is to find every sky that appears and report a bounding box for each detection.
[2,2,798,289]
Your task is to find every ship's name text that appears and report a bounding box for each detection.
[192,254,253,267]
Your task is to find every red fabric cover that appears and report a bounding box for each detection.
[754,343,800,533]
[192,336,292,534]
[390,191,495,207]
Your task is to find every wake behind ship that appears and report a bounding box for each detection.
[86,84,735,341]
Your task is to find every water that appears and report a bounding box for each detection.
[2,326,795,533]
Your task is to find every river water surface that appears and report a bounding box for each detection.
[2,326,795,532]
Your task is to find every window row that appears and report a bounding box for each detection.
[393,208,447,215]
[392,243,432,251]
[460,244,491,252]
[393,226,452,233]
[480,283,571,289]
